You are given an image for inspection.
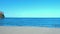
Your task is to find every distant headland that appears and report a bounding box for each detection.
[0,11,5,19]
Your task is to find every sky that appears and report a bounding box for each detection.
[0,0,60,18]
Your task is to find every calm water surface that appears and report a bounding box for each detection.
[0,18,60,27]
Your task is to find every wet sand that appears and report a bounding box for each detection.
[0,26,60,34]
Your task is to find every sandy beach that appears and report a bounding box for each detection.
[0,26,60,34]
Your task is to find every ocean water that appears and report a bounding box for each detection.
[0,18,60,27]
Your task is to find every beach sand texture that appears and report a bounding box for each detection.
[0,26,60,34]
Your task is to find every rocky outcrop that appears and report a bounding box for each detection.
[0,12,5,19]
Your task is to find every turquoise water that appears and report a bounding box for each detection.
[0,18,60,27]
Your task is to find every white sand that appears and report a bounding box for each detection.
[0,26,60,34]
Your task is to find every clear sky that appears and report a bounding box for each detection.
[0,0,60,18]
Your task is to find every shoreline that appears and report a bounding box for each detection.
[0,26,60,34]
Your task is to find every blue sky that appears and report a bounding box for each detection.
[0,0,60,18]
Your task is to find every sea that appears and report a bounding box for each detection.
[0,18,60,28]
